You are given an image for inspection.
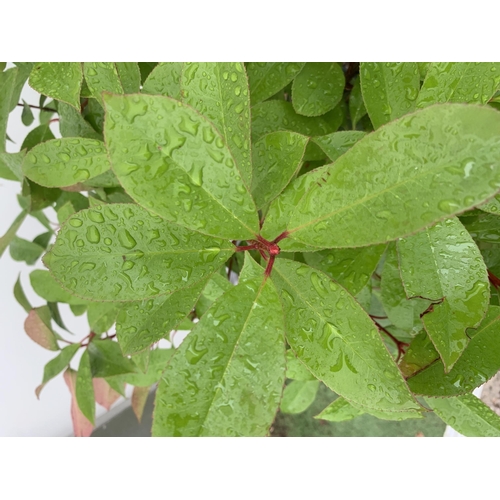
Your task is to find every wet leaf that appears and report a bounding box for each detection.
[104,93,259,240]
[286,349,316,381]
[152,278,286,436]
[195,273,231,318]
[313,131,366,162]
[30,270,89,305]
[142,62,183,99]
[398,330,439,378]
[21,124,55,151]
[83,62,124,106]
[87,302,122,334]
[280,380,319,414]
[88,339,138,377]
[43,204,234,301]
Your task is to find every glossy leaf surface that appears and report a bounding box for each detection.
[181,62,252,187]
[152,278,286,436]
[104,93,259,239]
[292,63,345,117]
[360,62,420,128]
[23,138,110,187]
[30,270,88,305]
[83,63,124,105]
[142,62,182,99]
[271,259,420,413]
[43,204,234,301]
[398,217,489,370]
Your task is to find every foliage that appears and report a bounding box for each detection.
[3,61,500,437]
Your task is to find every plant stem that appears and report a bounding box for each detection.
[16,102,57,113]
[371,317,409,362]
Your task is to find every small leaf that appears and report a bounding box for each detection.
[23,138,111,187]
[280,380,320,414]
[24,306,59,351]
[29,62,83,109]
[43,204,235,302]
[398,217,489,370]
[75,350,95,424]
[93,378,121,410]
[360,63,420,128]
[251,131,308,209]
[315,398,364,422]
[21,124,55,151]
[142,62,183,99]
[21,100,34,126]
[87,302,122,334]
[247,62,305,105]
[239,252,265,283]
[417,62,500,108]
[36,343,80,398]
[349,76,367,128]
[9,236,45,265]
[132,386,150,423]
[195,273,232,318]
[313,131,366,162]
[292,63,345,117]
[88,339,138,377]
[152,278,286,436]
[131,349,150,373]
[426,394,500,437]
[63,368,93,437]
[58,102,102,140]
[14,274,32,313]
[271,259,421,413]
[104,93,259,240]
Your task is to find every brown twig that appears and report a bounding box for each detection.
[17,102,57,113]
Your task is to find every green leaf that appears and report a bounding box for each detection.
[0,210,27,258]
[349,76,367,129]
[426,394,500,437]
[478,195,500,215]
[360,63,420,129]
[87,302,122,334]
[24,306,59,351]
[9,63,33,112]
[58,102,102,140]
[238,252,265,282]
[195,272,232,318]
[22,179,60,212]
[104,93,259,240]
[23,138,111,187]
[315,397,364,422]
[408,306,500,396]
[313,131,366,162]
[9,236,44,265]
[286,349,316,381]
[116,279,207,354]
[0,150,25,181]
[398,217,489,370]
[251,131,308,209]
[417,62,500,108]
[303,244,385,295]
[111,348,173,387]
[131,349,150,373]
[14,274,32,313]
[0,67,17,153]
[181,62,252,187]
[21,100,34,126]
[461,213,500,243]
[83,63,124,105]
[398,330,439,378]
[142,62,183,99]
[115,63,141,93]
[76,349,95,424]
[36,343,80,398]
[70,304,87,316]
[280,380,319,414]
[275,104,500,250]
[33,231,52,249]
[57,201,76,224]
[271,259,420,413]
[47,302,70,332]
[63,368,93,436]
[44,204,234,301]
[247,62,305,105]
[21,124,55,151]
[30,270,89,305]
[88,339,137,377]
[292,63,345,117]
[29,62,82,109]
[152,277,286,436]
[252,100,340,141]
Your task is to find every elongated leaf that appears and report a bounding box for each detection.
[24,306,58,351]
[398,330,439,378]
[142,62,183,99]
[462,213,500,243]
[251,131,308,208]
[93,378,121,410]
[36,343,80,398]
[181,62,252,187]
[0,210,27,258]
[360,63,420,129]
[271,259,420,413]
[9,236,44,265]
[14,274,32,313]
[104,93,259,240]
[417,62,500,108]
[23,138,110,187]
[153,278,286,436]
[43,204,234,301]
[426,394,500,437]
[252,100,340,141]
[76,349,95,424]
[303,244,385,295]
[88,339,137,377]
[349,76,367,128]
[29,63,82,109]
[83,63,124,105]
[63,368,93,437]
[115,63,141,93]
[313,131,366,162]
[0,151,25,181]
[131,350,150,373]
[87,302,122,334]
[292,63,345,117]
[280,380,319,414]
[21,100,34,126]
[315,397,364,422]
[30,270,88,305]
[132,386,150,423]
[398,217,489,370]
[275,104,500,250]
[195,273,231,318]
[0,68,17,153]
[247,62,305,105]
[117,279,207,354]
[58,102,102,140]
[408,306,500,395]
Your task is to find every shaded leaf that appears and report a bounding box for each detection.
[0,150,25,181]
[195,272,231,318]
[63,368,93,437]
[21,100,34,126]
[88,339,138,377]
[280,380,319,414]
[132,386,150,423]
[349,76,367,128]
[58,102,102,140]
[76,349,95,424]
[313,131,366,162]
[398,330,439,378]
[21,124,55,151]
[315,397,364,422]
[14,274,32,313]
[87,302,122,334]
[115,63,141,93]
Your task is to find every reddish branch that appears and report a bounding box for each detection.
[16,102,57,113]
[371,317,409,362]
[488,270,500,289]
